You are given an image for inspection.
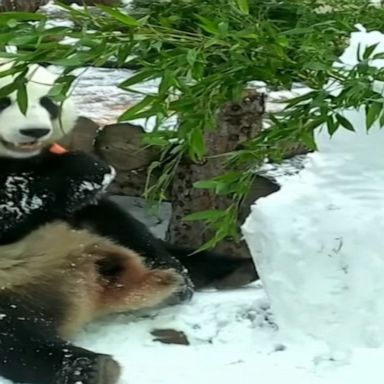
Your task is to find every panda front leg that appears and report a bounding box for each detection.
[0,293,121,384]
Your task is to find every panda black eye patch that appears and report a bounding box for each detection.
[0,97,11,112]
[40,96,59,119]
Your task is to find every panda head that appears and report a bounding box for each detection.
[0,61,78,158]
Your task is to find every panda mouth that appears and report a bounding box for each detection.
[1,139,43,152]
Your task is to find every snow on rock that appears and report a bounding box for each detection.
[243,27,384,349]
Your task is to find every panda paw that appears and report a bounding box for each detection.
[57,354,121,384]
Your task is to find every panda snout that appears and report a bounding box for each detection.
[19,128,51,139]
[167,275,194,305]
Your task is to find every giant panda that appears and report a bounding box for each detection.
[0,61,258,384]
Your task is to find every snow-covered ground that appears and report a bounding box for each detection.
[4,284,384,384]
[72,283,384,384]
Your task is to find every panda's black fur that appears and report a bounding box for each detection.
[0,63,257,384]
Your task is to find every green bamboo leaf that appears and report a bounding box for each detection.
[335,113,355,131]
[300,131,317,150]
[306,116,326,131]
[0,65,25,79]
[218,21,229,36]
[236,0,249,14]
[16,82,28,115]
[356,43,362,61]
[9,35,36,45]
[193,180,218,189]
[0,12,45,24]
[183,209,225,222]
[188,128,205,160]
[97,5,140,27]
[326,115,338,136]
[119,71,153,89]
[50,56,85,66]
[186,49,198,67]
[159,70,173,95]
[195,14,219,35]
[0,80,19,98]
[373,52,384,60]
[363,43,379,60]
[366,101,382,130]
[118,96,155,121]
[285,91,317,108]
[193,236,222,253]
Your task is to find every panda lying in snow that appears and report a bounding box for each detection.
[0,62,257,384]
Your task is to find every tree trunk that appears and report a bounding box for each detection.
[0,0,48,11]
[166,90,273,259]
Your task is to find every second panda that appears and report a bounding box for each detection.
[0,220,184,384]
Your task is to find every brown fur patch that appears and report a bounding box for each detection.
[0,222,184,338]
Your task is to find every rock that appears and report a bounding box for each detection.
[95,122,159,196]
[58,116,100,152]
[109,195,171,239]
[151,329,190,346]
[211,259,260,290]
[94,122,157,171]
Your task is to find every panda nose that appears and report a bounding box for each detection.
[20,128,51,139]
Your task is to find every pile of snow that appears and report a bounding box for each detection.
[243,26,384,351]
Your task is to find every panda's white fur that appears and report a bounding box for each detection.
[0,60,78,158]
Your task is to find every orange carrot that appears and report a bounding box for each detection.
[50,144,68,154]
